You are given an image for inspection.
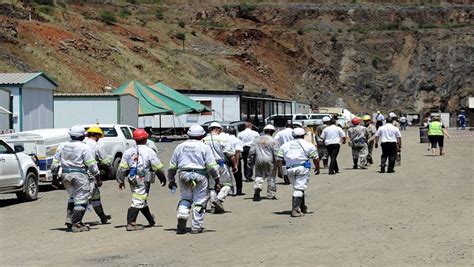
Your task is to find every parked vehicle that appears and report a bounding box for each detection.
[303,113,332,126]
[0,139,39,201]
[83,124,157,174]
[264,114,309,127]
[201,121,260,134]
[0,129,70,183]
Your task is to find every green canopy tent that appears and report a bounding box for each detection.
[113,80,172,116]
[147,82,212,114]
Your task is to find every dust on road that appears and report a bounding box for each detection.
[0,128,472,266]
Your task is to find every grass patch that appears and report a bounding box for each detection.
[100,11,117,25]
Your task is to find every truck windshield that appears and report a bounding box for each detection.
[101,127,118,137]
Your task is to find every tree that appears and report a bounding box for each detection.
[176,32,185,52]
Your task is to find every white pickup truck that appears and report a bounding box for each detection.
[83,124,157,174]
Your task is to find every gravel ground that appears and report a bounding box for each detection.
[0,128,472,266]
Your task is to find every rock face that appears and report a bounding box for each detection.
[0,2,472,114]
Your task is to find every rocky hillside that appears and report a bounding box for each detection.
[0,1,472,114]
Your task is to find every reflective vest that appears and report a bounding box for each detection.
[428,121,443,136]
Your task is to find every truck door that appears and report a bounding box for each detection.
[0,140,22,187]
[120,126,135,148]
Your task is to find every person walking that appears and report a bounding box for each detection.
[84,126,113,224]
[276,128,320,217]
[203,122,237,213]
[248,124,279,201]
[226,128,244,195]
[116,129,167,231]
[399,115,408,131]
[51,125,101,232]
[362,115,377,165]
[237,122,260,182]
[347,117,369,169]
[167,125,221,234]
[428,114,451,156]
[274,123,294,184]
[321,118,346,175]
[315,116,330,168]
[374,117,402,173]
[375,111,385,130]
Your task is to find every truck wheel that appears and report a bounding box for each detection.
[16,172,39,201]
[113,157,122,177]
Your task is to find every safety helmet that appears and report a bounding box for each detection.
[263,124,275,131]
[68,125,86,137]
[292,127,306,137]
[351,117,361,125]
[362,115,371,121]
[322,116,331,122]
[86,126,104,138]
[209,122,222,129]
[133,128,149,141]
[389,112,397,118]
[187,125,206,137]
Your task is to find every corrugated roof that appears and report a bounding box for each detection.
[0,72,58,86]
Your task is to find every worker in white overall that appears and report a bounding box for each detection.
[51,125,101,232]
[274,123,294,184]
[168,125,221,234]
[116,129,166,231]
[248,124,279,201]
[347,117,369,169]
[84,126,113,224]
[203,122,236,213]
[276,128,320,217]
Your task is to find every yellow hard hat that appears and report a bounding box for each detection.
[362,115,371,121]
[87,126,104,138]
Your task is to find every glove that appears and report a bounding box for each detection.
[168,181,177,190]
[95,175,103,187]
[118,182,125,190]
[158,175,167,187]
[314,169,320,175]
[214,178,222,191]
[375,143,378,149]
[51,174,61,189]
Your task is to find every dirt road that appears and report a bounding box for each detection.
[1,128,472,266]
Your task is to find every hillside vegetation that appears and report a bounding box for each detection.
[0,0,472,113]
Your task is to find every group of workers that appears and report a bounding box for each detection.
[50,111,410,234]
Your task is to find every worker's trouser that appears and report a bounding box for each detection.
[209,164,233,203]
[177,171,209,230]
[287,166,310,195]
[62,172,91,224]
[381,142,397,172]
[128,176,150,209]
[253,162,277,198]
[352,143,368,168]
[367,140,374,163]
[317,145,328,167]
[242,146,253,180]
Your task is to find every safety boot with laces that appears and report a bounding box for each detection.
[253,188,261,201]
[212,199,225,213]
[176,218,187,234]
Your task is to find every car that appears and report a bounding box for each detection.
[83,124,157,174]
[0,139,39,201]
[303,113,332,126]
[201,121,260,134]
[264,114,309,127]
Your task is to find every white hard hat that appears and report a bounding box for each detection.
[263,124,275,131]
[209,122,222,129]
[68,125,86,137]
[322,116,331,122]
[187,125,206,137]
[389,112,397,118]
[292,127,306,136]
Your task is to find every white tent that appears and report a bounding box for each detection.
[0,106,12,114]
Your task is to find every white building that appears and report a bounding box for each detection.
[0,73,58,132]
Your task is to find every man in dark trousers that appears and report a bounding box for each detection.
[374,117,402,173]
[321,118,346,175]
[237,122,260,182]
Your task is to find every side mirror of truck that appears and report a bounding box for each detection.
[14,145,25,153]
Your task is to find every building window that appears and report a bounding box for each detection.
[199,100,212,115]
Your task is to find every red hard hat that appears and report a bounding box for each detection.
[351,117,361,125]
[133,128,149,141]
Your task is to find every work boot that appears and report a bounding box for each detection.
[353,159,358,169]
[190,228,204,234]
[367,156,373,165]
[380,166,386,173]
[71,223,90,233]
[300,195,308,214]
[176,218,187,234]
[93,204,111,224]
[140,206,155,227]
[65,201,74,229]
[283,175,290,185]
[291,197,303,217]
[253,188,261,201]
[212,199,225,214]
[126,223,144,231]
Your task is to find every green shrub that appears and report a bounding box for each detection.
[100,11,117,25]
[297,28,304,35]
[178,20,185,28]
[119,8,132,18]
[32,0,55,5]
[155,10,164,20]
[175,32,185,40]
